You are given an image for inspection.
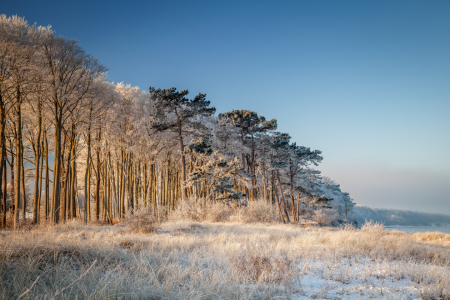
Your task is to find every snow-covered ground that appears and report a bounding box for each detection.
[295,258,448,299]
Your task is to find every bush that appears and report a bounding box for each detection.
[123,207,160,233]
[170,199,232,222]
[313,209,339,226]
[361,220,385,231]
[231,200,278,223]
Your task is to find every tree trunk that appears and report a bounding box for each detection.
[143,162,148,207]
[38,143,44,223]
[262,148,266,203]
[84,131,91,224]
[52,106,63,224]
[177,117,187,201]
[95,148,100,221]
[61,135,69,222]
[273,171,285,224]
[103,155,107,222]
[32,107,42,224]
[128,154,134,212]
[44,134,50,220]
[21,142,26,223]
[70,125,76,220]
[276,170,290,223]
[9,139,15,224]
[2,159,6,229]
[289,168,296,222]
[14,102,22,229]
[0,93,5,228]
[152,160,156,209]
[120,150,125,218]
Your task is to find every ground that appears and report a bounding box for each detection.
[1,220,449,299]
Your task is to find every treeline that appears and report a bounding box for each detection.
[0,15,354,229]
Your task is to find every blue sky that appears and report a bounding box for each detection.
[3,0,450,214]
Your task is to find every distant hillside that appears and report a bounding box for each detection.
[351,205,450,226]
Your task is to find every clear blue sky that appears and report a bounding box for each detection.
[3,0,450,214]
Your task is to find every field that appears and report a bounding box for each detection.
[1,203,450,299]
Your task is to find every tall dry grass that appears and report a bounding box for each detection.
[1,204,449,299]
[169,199,280,223]
[1,219,450,299]
[169,198,341,226]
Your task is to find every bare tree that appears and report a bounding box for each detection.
[38,28,106,223]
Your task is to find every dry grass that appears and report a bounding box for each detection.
[169,199,232,222]
[0,208,449,299]
[229,244,296,285]
[412,231,450,246]
[169,199,279,223]
[123,207,161,233]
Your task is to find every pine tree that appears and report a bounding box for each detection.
[218,109,276,199]
[149,87,216,201]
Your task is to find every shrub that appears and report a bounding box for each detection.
[313,209,339,226]
[361,220,385,231]
[170,199,232,222]
[123,207,160,233]
[231,200,278,223]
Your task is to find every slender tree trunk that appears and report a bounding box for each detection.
[107,157,112,223]
[44,134,50,220]
[135,161,139,209]
[38,143,44,224]
[95,148,100,221]
[175,170,179,206]
[10,139,15,222]
[111,155,118,220]
[61,135,69,222]
[165,160,169,206]
[128,154,134,212]
[103,155,108,222]
[152,161,156,209]
[289,169,296,222]
[250,134,257,200]
[71,127,76,220]
[67,159,72,219]
[52,106,63,224]
[176,117,187,201]
[84,131,91,224]
[61,155,69,222]
[14,101,22,229]
[120,150,125,218]
[2,158,6,228]
[276,170,290,223]
[154,156,159,211]
[21,142,26,223]
[262,148,266,203]
[143,162,148,207]
[87,159,91,222]
[273,171,285,224]
[0,93,5,228]
[32,107,42,224]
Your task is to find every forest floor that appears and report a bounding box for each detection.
[1,218,450,299]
